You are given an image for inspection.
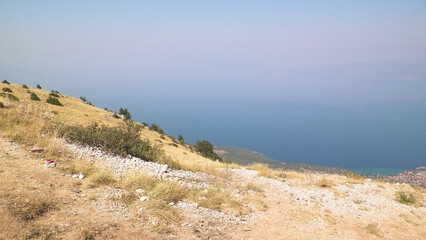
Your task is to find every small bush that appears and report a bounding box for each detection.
[364,223,381,237]
[30,92,41,101]
[36,84,42,89]
[169,143,178,148]
[2,87,12,92]
[395,191,417,205]
[8,94,19,101]
[178,134,185,144]
[2,80,10,84]
[113,112,120,118]
[49,92,60,98]
[149,123,165,134]
[22,84,28,89]
[0,102,4,108]
[46,96,63,106]
[317,178,335,188]
[149,181,187,203]
[89,171,117,187]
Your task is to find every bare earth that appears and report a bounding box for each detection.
[0,138,425,240]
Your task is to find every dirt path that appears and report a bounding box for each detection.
[231,169,426,240]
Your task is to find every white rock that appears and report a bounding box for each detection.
[78,174,85,179]
[140,196,148,201]
[72,174,79,178]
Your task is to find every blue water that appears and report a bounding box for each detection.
[131,100,426,171]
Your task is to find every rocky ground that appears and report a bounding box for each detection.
[1,138,425,239]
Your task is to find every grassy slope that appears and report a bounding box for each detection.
[0,83,230,172]
[214,146,351,174]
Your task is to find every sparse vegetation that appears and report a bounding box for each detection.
[8,94,19,101]
[189,187,248,215]
[36,84,42,89]
[49,92,60,98]
[22,84,28,89]
[46,96,63,106]
[2,80,10,84]
[178,134,185,144]
[58,121,161,162]
[8,197,52,221]
[194,140,222,161]
[364,223,381,237]
[395,191,417,205]
[248,163,274,178]
[119,107,131,120]
[80,96,93,106]
[2,87,12,92]
[0,102,4,108]
[30,92,41,101]
[317,177,335,188]
[149,123,164,134]
[88,171,117,187]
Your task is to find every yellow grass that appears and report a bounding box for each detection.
[248,163,274,178]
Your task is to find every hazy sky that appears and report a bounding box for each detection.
[1,1,426,106]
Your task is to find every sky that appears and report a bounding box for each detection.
[1,1,426,169]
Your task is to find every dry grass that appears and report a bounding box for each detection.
[88,171,117,188]
[245,182,264,193]
[120,173,186,203]
[243,193,268,211]
[275,171,306,180]
[248,163,274,178]
[188,187,249,215]
[140,199,181,234]
[364,223,381,237]
[316,177,335,188]
[395,191,423,207]
[120,172,160,191]
[8,197,52,221]
[149,181,187,203]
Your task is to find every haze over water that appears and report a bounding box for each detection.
[1,1,426,173]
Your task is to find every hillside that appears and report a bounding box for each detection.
[214,146,351,174]
[1,81,425,240]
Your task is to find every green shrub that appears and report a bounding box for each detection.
[49,92,60,98]
[396,191,417,205]
[194,140,222,161]
[36,84,42,89]
[46,96,63,106]
[2,80,10,84]
[113,112,120,118]
[22,84,28,89]
[2,87,12,93]
[8,94,19,101]
[30,92,41,101]
[0,102,4,108]
[149,123,165,134]
[142,122,148,127]
[119,108,131,120]
[178,134,185,145]
[58,121,161,162]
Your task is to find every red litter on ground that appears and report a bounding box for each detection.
[30,148,44,153]
[46,160,54,164]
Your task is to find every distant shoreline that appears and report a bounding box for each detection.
[350,168,409,176]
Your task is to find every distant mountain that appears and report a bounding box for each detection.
[214,146,350,174]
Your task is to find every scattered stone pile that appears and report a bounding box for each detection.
[60,140,215,189]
